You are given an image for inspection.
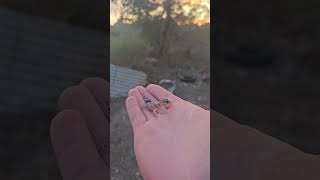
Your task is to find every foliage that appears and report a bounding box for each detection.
[111,0,210,58]
[110,23,153,67]
[111,0,210,26]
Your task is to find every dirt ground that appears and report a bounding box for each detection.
[110,66,210,179]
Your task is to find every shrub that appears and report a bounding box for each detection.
[110,23,153,68]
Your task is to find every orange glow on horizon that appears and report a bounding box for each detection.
[110,0,210,26]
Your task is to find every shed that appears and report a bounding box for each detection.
[110,64,147,97]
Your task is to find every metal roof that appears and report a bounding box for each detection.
[110,64,147,97]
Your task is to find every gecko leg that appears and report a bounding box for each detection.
[153,109,159,118]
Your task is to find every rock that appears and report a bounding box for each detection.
[158,79,176,93]
[177,70,197,83]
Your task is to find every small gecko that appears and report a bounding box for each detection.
[142,95,172,117]
[161,98,172,109]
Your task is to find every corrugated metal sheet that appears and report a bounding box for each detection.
[0,7,107,113]
[110,64,147,97]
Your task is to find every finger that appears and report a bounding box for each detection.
[50,110,108,180]
[128,87,154,120]
[146,84,182,102]
[81,77,109,118]
[126,96,147,132]
[137,86,160,119]
[136,86,159,104]
[138,86,171,116]
[58,85,109,163]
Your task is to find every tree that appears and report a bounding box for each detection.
[111,0,210,58]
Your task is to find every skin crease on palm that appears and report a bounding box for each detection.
[125,84,210,180]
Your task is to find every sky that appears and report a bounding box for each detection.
[111,1,122,26]
[110,0,210,26]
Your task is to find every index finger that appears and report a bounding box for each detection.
[146,84,182,103]
[58,84,109,163]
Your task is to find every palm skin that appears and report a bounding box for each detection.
[126,84,210,180]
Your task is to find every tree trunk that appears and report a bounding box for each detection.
[158,0,172,59]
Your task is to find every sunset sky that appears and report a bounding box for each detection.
[110,0,210,26]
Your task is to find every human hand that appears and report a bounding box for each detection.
[126,84,210,180]
[50,78,109,180]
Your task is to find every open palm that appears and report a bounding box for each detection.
[126,85,210,180]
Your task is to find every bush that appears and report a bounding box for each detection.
[110,23,153,68]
